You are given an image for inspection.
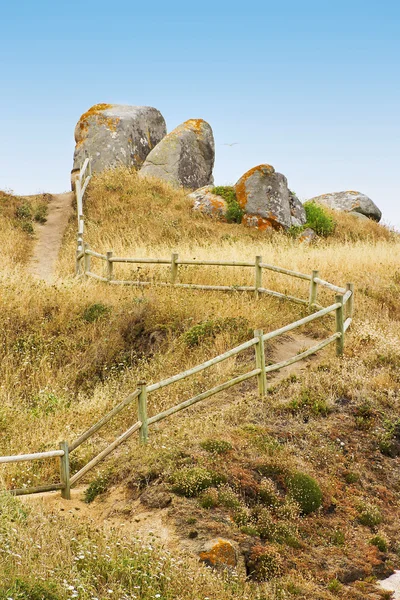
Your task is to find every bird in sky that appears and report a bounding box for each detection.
[223,142,239,146]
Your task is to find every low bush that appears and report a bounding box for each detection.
[357,502,383,528]
[369,535,388,552]
[303,202,336,236]
[286,472,323,515]
[212,186,244,224]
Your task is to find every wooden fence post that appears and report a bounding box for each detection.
[84,243,91,275]
[138,382,148,444]
[106,251,114,282]
[346,283,354,318]
[59,441,71,500]
[171,253,179,284]
[254,329,267,396]
[255,256,262,297]
[309,270,319,307]
[335,294,344,356]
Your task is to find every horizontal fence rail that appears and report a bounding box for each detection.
[0,158,356,500]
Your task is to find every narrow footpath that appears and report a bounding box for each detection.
[28,192,74,282]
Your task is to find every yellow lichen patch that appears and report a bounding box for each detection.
[170,119,206,137]
[199,539,237,568]
[235,164,275,209]
[76,103,119,143]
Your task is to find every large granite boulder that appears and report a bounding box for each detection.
[309,191,382,222]
[139,119,215,189]
[189,185,227,220]
[289,191,307,227]
[72,103,166,184]
[234,164,291,230]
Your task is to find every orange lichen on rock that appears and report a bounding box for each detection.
[235,164,275,209]
[76,103,120,144]
[199,539,237,568]
[242,213,283,231]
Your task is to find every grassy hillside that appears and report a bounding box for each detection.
[1,169,400,599]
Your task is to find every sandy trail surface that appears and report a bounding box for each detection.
[28,192,74,282]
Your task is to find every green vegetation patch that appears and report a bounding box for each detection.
[82,302,111,323]
[0,579,60,600]
[212,186,244,224]
[286,472,323,515]
[84,472,112,503]
[200,438,233,455]
[171,467,226,497]
[303,202,336,237]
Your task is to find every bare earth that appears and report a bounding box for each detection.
[28,192,74,282]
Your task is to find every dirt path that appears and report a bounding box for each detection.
[28,192,75,282]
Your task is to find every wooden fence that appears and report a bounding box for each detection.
[0,159,355,499]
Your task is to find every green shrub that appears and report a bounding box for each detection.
[34,203,48,223]
[212,186,244,224]
[357,502,383,528]
[15,202,33,220]
[200,439,232,454]
[286,472,323,515]
[84,472,111,503]
[171,467,226,497]
[303,201,335,237]
[369,535,388,552]
[82,302,111,323]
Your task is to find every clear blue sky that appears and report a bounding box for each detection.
[1,0,399,226]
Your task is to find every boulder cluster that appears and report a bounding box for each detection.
[71,103,382,229]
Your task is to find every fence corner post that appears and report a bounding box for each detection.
[106,251,114,282]
[346,283,354,318]
[335,294,344,356]
[309,269,319,307]
[254,329,267,397]
[255,256,262,298]
[84,243,91,275]
[138,382,148,444]
[171,253,179,285]
[59,441,71,500]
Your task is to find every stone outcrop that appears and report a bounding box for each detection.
[72,103,166,184]
[289,191,307,227]
[309,191,382,222]
[189,185,227,219]
[234,164,292,230]
[139,119,215,189]
[199,538,238,570]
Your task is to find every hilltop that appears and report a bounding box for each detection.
[0,169,400,600]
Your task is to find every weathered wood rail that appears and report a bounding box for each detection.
[0,159,355,499]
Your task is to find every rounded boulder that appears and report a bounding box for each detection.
[309,191,382,222]
[234,164,292,230]
[139,119,215,189]
[72,103,166,182]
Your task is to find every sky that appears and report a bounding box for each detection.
[1,0,399,226]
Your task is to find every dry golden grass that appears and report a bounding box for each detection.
[1,168,400,599]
